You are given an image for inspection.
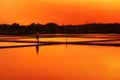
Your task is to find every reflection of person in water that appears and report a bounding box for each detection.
[36,43,39,55]
[35,32,40,55]
[36,32,39,43]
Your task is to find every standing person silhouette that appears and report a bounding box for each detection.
[36,32,39,43]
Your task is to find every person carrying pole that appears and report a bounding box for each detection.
[36,32,39,43]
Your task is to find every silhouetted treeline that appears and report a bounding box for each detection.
[0,23,120,34]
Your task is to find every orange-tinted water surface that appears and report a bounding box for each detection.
[0,35,120,80]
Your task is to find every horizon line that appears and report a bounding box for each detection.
[0,22,120,26]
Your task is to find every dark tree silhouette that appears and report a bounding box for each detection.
[0,23,120,34]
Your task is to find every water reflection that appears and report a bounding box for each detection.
[36,43,39,55]
[0,42,61,55]
[1,35,120,80]
[1,39,120,49]
[1,36,120,55]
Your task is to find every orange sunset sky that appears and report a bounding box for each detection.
[0,0,120,25]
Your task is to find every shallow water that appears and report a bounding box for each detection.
[0,34,120,80]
